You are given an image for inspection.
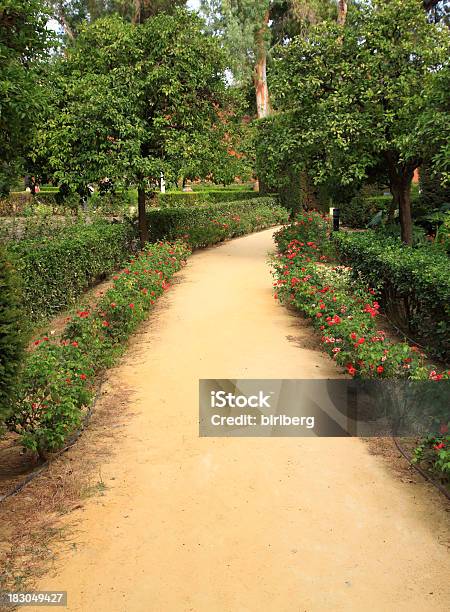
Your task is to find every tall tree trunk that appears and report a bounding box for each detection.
[337,1,348,26]
[254,11,271,119]
[132,0,141,25]
[137,185,149,248]
[387,157,415,246]
[56,2,75,39]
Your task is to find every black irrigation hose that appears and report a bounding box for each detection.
[392,436,450,501]
[0,403,94,505]
[384,314,428,352]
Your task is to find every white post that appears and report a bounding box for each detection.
[160,172,166,194]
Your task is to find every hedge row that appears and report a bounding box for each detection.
[9,241,190,456]
[6,220,134,323]
[0,245,26,424]
[146,197,288,247]
[273,212,449,476]
[152,190,262,208]
[333,231,450,360]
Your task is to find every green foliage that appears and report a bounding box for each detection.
[268,0,450,242]
[413,432,450,477]
[9,240,190,456]
[340,195,390,229]
[0,244,26,424]
[0,0,51,194]
[35,10,243,194]
[6,220,134,322]
[333,231,450,360]
[153,190,262,208]
[146,197,288,247]
[255,113,305,212]
[419,162,450,209]
[273,210,447,380]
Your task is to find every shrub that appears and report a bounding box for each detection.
[152,190,262,208]
[0,245,26,425]
[273,211,448,377]
[9,240,190,457]
[419,162,450,210]
[146,198,288,248]
[6,220,134,323]
[333,231,450,360]
[340,195,390,228]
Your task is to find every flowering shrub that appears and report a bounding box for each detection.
[147,198,288,248]
[9,240,190,457]
[333,230,450,360]
[273,211,449,479]
[7,220,134,323]
[273,211,448,381]
[413,425,450,476]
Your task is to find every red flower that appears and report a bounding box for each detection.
[434,442,445,450]
[102,320,110,327]
[72,341,78,347]
[129,303,135,309]
[350,332,357,341]
[377,366,384,374]
[357,338,365,345]
[316,312,322,318]
[110,302,116,308]
[346,364,356,377]
[80,374,87,380]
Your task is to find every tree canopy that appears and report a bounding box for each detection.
[262,0,450,243]
[0,0,51,194]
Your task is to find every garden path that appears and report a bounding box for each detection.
[34,227,450,611]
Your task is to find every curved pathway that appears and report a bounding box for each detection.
[35,228,450,611]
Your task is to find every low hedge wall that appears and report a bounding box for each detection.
[9,241,190,456]
[146,198,288,248]
[0,245,26,425]
[333,231,450,360]
[7,220,134,323]
[152,190,263,208]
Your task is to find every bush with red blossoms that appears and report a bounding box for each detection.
[273,210,448,381]
[272,210,449,477]
[9,240,190,458]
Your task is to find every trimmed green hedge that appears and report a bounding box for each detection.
[333,231,450,360]
[7,220,134,323]
[10,241,190,456]
[0,245,26,424]
[152,190,262,208]
[146,198,288,248]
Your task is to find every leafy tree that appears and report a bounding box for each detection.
[0,0,50,194]
[35,10,237,245]
[47,0,187,38]
[200,1,340,119]
[271,0,450,244]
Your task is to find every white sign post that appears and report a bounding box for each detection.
[160,172,166,194]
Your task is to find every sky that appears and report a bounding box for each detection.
[188,0,201,10]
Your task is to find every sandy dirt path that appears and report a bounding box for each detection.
[34,228,450,612]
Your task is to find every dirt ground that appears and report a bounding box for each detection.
[1,227,449,612]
